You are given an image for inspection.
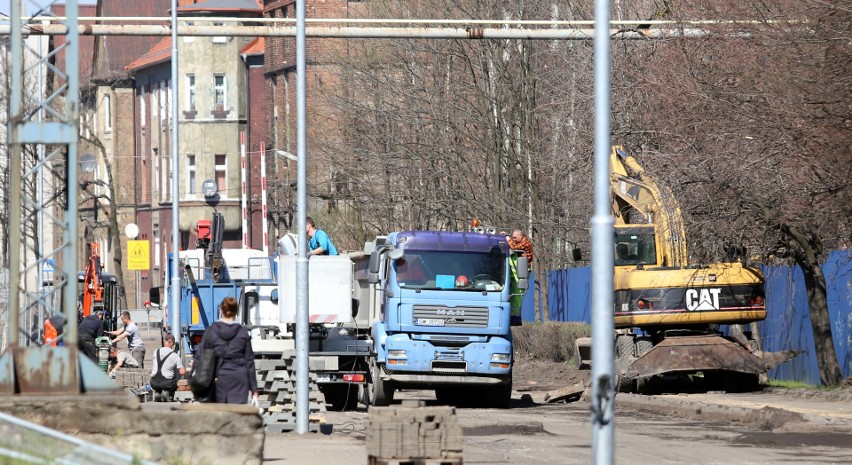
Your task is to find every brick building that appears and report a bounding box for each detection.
[124,0,267,305]
[62,0,171,310]
[262,0,365,238]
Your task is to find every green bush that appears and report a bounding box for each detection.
[512,322,590,363]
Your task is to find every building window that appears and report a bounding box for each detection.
[183,21,195,42]
[159,81,167,123]
[187,154,196,195]
[162,150,170,201]
[215,154,227,195]
[104,94,111,131]
[213,22,226,43]
[153,224,160,268]
[167,79,173,125]
[186,74,195,111]
[214,75,226,112]
[153,147,159,199]
[139,85,146,126]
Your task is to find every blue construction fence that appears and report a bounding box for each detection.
[543,250,851,384]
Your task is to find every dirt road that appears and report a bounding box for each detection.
[263,380,852,465]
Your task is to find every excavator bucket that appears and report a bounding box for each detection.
[624,335,771,379]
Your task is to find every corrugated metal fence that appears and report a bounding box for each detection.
[544,250,851,384]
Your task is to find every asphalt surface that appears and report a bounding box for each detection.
[260,388,852,465]
[134,328,852,463]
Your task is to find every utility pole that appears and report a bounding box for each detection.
[591,1,616,463]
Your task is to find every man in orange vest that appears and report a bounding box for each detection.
[44,314,66,346]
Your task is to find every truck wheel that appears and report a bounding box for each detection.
[370,361,394,406]
[616,334,635,359]
[635,338,653,357]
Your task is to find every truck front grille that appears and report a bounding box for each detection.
[412,305,489,328]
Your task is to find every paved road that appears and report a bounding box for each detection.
[263,390,852,465]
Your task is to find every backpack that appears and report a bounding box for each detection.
[189,342,219,398]
[150,348,179,392]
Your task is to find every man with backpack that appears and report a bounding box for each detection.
[150,334,185,402]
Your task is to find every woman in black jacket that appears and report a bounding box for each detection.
[195,296,258,404]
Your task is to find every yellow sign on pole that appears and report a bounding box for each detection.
[127,240,150,270]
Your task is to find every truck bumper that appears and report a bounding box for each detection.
[379,333,512,387]
[384,372,508,386]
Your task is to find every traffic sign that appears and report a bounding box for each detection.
[127,240,150,270]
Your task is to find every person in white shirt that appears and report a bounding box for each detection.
[108,311,146,368]
[150,334,185,401]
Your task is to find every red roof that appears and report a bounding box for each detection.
[92,0,174,80]
[240,37,264,56]
[124,37,173,72]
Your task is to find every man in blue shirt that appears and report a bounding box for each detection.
[306,216,338,256]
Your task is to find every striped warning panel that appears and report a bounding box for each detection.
[309,314,338,324]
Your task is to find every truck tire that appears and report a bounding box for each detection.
[370,360,394,407]
[635,338,653,357]
[616,334,634,359]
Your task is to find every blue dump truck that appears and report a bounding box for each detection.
[171,225,528,410]
[365,231,528,408]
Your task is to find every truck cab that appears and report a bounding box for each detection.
[366,230,527,407]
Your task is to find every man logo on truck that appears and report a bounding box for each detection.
[686,288,722,311]
[437,309,465,316]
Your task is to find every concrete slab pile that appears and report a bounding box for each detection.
[256,352,330,433]
[367,402,463,465]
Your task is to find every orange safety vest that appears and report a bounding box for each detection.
[44,319,58,346]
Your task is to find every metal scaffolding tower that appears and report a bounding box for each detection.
[2,0,113,394]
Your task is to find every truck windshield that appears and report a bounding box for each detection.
[614,230,657,266]
[394,250,505,292]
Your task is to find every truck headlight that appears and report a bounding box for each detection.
[491,353,511,362]
[388,350,407,359]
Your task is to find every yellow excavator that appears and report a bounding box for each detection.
[576,147,798,392]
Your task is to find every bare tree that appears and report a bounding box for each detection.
[616,0,849,384]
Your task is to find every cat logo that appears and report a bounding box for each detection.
[686,288,722,311]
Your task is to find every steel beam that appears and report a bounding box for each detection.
[0,24,726,40]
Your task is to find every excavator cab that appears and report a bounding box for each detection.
[614,226,656,267]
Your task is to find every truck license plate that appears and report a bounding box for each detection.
[316,374,331,383]
[416,318,445,327]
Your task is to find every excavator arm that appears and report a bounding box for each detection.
[81,242,103,317]
[610,147,688,267]
[206,212,225,282]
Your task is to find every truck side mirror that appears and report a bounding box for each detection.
[517,277,529,291]
[572,247,583,262]
[368,251,380,284]
[516,256,529,280]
